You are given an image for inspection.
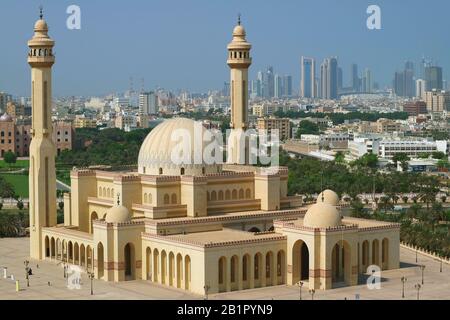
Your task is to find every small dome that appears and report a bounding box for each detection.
[34,19,48,32]
[0,113,12,122]
[303,203,342,228]
[233,25,246,37]
[317,189,340,206]
[105,205,131,223]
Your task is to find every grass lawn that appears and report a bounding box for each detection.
[1,174,29,198]
[0,159,29,169]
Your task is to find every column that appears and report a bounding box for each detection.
[261,255,266,287]
[225,258,231,292]
[238,256,243,290]
[271,254,277,286]
[249,255,255,289]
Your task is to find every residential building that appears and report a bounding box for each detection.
[257,117,291,140]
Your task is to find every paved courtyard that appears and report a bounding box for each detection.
[0,237,449,300]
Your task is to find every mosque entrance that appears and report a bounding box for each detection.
[292,240,310,284]
[331,240,351,288]
[124,243,135,280]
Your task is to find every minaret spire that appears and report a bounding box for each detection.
[238,13,241,25]
[39,5,43,19]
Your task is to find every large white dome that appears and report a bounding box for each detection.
[138,118,222,176]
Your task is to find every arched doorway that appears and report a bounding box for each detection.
[68,241,73,263]
[176,254,183,288]
[45,236,50,258]
[218,256,227,292]
[184,255,191,290]
[124,243,135,280]
[265,251,274,286]
[169,252,175,287]
[97,242,104,279]
[248,227,261,233]
[50,237,55,259]
[362,240,370,272]
[372,239,380,266]
[230,255,238,291]
[331,240,351,287]
[74,243,79,265]
[292,240,310,284]
[145,247,152,281]
[242,254,250,289]
[254,253,263,288]
[276,250,285,285]
[161,250,167,284]
[80,244,85,267]
[90,212,98,234]
[382,238,389,270]
[153,249,159,283]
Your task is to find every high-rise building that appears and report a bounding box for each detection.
[222,82,230,97]
[282,75,292,97]
[274,74,283,98]
[300,56,316,98]
[393,62,415,97]
[227,17,251,163]
[320,57,338,100]
[266,66,274,98]
[27,11,58,259]
[425,89,450,113]
[351,64,359,92]
[337,67,343,92]
[416,79,426,100]
[139,92,158,115]
[362,68,372,93]
[425,66,443,91]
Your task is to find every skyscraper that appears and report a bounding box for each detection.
[393,62,415,97]
[274,74,283,98]
[425,66,443,91]
[416,79,426,100]
[351,64,359,92]
[300,56,316,98]
[362,68,372,93]
[266,66,274,98]
[283,75,292,97]
[337,67,343,92]
[320,57,338,100]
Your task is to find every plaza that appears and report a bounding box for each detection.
[0,237,448,300]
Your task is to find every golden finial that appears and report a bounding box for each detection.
[238,13,241,26]
[39,5,43,19]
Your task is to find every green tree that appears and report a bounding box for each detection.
[334,151,345,163]
[295,120,320,138]
[392,153,410,171]
[16,199,24,210]
[3,151,17,166]
[432,151,446,160]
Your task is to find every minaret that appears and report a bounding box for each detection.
[227,15,252,164]
[28,8,57,259]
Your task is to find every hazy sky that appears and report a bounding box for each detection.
[1,0,448,96]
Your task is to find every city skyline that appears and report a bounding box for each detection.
[1,0,450,96]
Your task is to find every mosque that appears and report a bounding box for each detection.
[27,12,400,295]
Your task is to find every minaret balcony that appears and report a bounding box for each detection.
[227,57,252,68]
[28,56,55,67]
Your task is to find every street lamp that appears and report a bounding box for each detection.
[309,289,315,300]
[414,283,421,300]
[440,258,443,273]
[415,249,418,263]
[420,265,425,285]
[87,271,94,295]
[297,281,304,300]
[203,285,210,300]
[401,276,407,298]
[24,260,30,287]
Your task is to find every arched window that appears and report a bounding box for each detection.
[211,191,217,201]
[225,190,231,200]
[107,188,110,198]
[218,190,224,200]
[245,188,251,199]
[239,189,244,199]
[202,167,205,175]
[159,168,163,175]
[232,189,237,200]
[99,187,102,197]
[144,193,148,203]
[171,193,177,204]
[164,194,170,205]
[180,168,185,175]
[148,193,152,204]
